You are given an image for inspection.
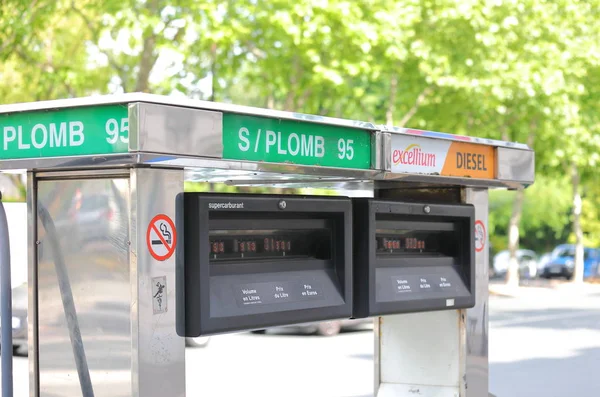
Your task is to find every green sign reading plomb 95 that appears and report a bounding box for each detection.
[1,105,129,160]
[222,114,372,169]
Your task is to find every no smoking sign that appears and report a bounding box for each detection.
[474,220,486,253]
[146,214,177,261]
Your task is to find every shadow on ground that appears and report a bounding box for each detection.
[490,346,600,397]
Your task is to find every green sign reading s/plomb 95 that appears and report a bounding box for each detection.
[1,105,129,160]
[223,114,372,169]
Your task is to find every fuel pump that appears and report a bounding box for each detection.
[0,94,534,397]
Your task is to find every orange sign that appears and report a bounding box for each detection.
[442,142,495,179]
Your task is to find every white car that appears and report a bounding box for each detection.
[537,252,553,275]
[492,249,539,278]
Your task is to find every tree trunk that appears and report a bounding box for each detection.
[284,54,300,111]
[386,74,398,125]
[506,187,525,287]
[266,93,275,109]
[209,43,218,102]
[6,174,26,201]
[398,86,434,128]
[134,33,158,92]
[134,0,160,93]
[504,125,535,287]
[571,165,585,283]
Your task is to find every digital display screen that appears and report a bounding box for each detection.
[375,229,458,257]
[209,229,331,262]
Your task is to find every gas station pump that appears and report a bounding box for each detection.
[181,193,353,336]
[0,94,534,397]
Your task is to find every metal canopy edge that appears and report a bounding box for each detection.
[0,93,377,131]
[0,94,535,187]
[0,93,531,149]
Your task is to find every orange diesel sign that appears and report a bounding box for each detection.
[443,142,495,179]
[391,136,496,179]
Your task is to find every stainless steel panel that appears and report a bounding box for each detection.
[374,317,380,396]
[155,156,383,180]
[128,102,140,152]
[382,132,392,171]
[380,172,523,189]
[37,177,131,397]
[131,102,223,158]
[27,172,39,397]
[36,169,130,180]
[0,146,534,196]
[0,154,140,171]
[1,152,529,191]
[496,147,535,184]
[465,188,489,397]
[130,168,185,397]
[371,131,383,170]
[377,311,462,396]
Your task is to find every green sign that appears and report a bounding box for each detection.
[223,114,372,169]
[1,105,129,160]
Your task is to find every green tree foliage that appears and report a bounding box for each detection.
[489,176,572,255]
[2,0,600,267]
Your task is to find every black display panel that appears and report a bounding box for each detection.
[208,228,331,261]
[353,199,475,318]
[375,229,457,256]
[178,194,352,336]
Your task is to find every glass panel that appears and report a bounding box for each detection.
[37,178,130,397]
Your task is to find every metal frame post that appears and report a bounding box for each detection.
[27,172,39,397]
[130,167,185,397]
[464,188,490,396]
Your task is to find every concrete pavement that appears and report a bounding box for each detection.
[4,281,599,396]
[489,282,600,397]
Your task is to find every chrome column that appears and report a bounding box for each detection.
[27,172,39,397]
[465,188,490,396]
[130,168,185,397]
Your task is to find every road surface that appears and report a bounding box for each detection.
[4,284,600,396]
[489,284,600,397]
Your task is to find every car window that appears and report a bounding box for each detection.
[555,247,595,260]
[556,248,575,258]
[521,254,535,261]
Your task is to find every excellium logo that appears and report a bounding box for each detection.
[392,144,436,167]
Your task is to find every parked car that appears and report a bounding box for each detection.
[537,252,553,275]
[539,244,600,279]
[492,249,539,279]
[0,283,28,356]
[252,318,373,337]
